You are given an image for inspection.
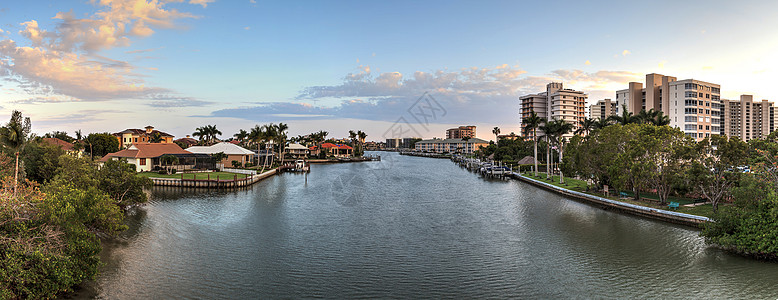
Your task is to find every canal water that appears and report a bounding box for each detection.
[81,151,778,299]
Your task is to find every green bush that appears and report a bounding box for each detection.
[170,168,177,174]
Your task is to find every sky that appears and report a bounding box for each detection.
[1,0,778,141]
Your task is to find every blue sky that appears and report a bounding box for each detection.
[2,0,778,140]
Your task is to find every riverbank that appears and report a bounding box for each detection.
[399,151,452,159]
[307,155,381,164]
[147,169,277,188]
[511,172,710,228]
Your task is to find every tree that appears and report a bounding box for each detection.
[94,159,152,209]
[357,130,367,156]
[22,139,65,184]
[43,131,74,143]
[522,111,543,176]
[638,125,694,204]
[160,154,179,173]
[234,129,249,144]
[275,123,288,164]
[149,132,163,143]
[592,117,612,130]
[575,118,595,136]
[492,126,501,142]
[538,121,553,179]
[689,135,748,212]
[211,152,227,168]
[545,119,573,184]
[0,110,32,197]
[83,133,119,159]
[608,105,637,125]
[193,126,207,143]
[205,125,222,144]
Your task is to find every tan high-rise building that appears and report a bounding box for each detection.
[589,99,617,120]
[615,73,678,115]
[520,82,587,139]
[720,95,777,141]
[445,126,476,139]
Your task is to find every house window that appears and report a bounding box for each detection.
[134,138,138,142]
[140,158,146,165]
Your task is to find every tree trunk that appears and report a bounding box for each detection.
[559,147,564,184]
[546,136,550,179]
[533,136,538,177]
[14,151,19,197]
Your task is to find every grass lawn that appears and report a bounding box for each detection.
[138,171,249,180]
[519,171,714,218]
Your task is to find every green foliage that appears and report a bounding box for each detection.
[231,160,242,168]
[97,159,152,208]
[43,131,74,143]
[83,133,119,158]
[22,140,65,184]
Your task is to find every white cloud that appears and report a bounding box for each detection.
[622,49,631,56]
[190,0,216,8]
[0,0,205,102]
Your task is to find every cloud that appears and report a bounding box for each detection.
[0,0,204,102]
[125,47,163,54]
[250,0,256,3]
[190,0,216,8]
[244,26,251,30]
[622,50,631,56]
[585,60,591,65]
[209,64,639,124]
[145,94,215,107]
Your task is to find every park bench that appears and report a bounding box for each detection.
[668,202,680,210]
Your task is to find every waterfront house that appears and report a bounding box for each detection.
[100,143,196,172]
[285,143,309,158]
[186,142,255,167]
[308,145,320,157]
[320,142,353,157]
[114,126,175,149]
[174,136,199,148]
[42,137,82,156]
[414,138,489,154]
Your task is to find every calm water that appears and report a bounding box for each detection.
[78,151,778,299]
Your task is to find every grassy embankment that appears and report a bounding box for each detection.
[521,172,714,217]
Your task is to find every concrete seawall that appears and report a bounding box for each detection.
[512,172,710,228]
[149,169,277,188]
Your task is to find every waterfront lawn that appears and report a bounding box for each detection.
[520,171,714,218]
[138,171,249,180]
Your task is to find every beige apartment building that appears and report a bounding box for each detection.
[720,95,777,141]
[520,82,587,139]
[616,73,721,141]
[446,126,476,139]
[589,99,617,120]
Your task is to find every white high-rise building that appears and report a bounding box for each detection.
[520,82,587,139]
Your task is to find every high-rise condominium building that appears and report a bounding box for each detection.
[589,99,617,120]
[520,82,587,139]
[720,95,777,141]
[617,73,721,141]
[446,126,476,139]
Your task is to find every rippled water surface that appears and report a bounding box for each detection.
[80,152,778,299]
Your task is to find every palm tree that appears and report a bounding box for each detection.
[193,126,207,143]
[249,125,267,171]
[149,132,163,143]
[652,110,671,126]
[275,123,288,165]
[205,125,222,144]
[575,118,595,136]
[357,130,367,156]
[0,110,32,197]
[160,154,179,174]
[538,121,553,179]
[592,117,612,130]
[211,152,227,169]
[608,105,636,125]
[522,111,543,177]
[492,126,501,143]
[234,129,249,144]
[549,119,574,184]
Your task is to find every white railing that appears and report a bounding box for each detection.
[221,168,257,175]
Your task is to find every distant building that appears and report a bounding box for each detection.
[285,143,309,158]
[114,126,175,149]
[321,143,353,157]
[520,82,587,139]
[497,133,520,141]
[589,99,617,120]
[445,126,476,139]
[385,138,402,149]
[720,95,778,141]
[174,135,199,148]
[414,137,489,154]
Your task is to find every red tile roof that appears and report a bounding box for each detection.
[100,143,190,162]
[114,128,174,137]
[321,143,352,150]
[42,137,75,151]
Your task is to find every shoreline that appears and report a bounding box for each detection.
[511,172,709,228]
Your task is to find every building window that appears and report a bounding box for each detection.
[140,158,146,165]
[134,138,138,142]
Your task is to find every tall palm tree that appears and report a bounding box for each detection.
[549,119,574,184]
[608,105,636,125]
[275,123,288,165]
[357,130,367,156]
[522,111,543,176]
[538,120,554,179]
[0,110,32,197]
[149,132,163,143]
[205,125,222,144]
[193,126,208,143]
[249,125,267,170]
[234,129,249,144]
[652,111,671,126]
[575,118,596,136]
[492,126,501,143]
[592,117,612,130]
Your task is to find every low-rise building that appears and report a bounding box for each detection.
[186,142,255,167]
[42,137,82,156]
[285,143,309,158]
[100,143,195,172]
[114,126,175,149]
[321,143,353,157]
[414,137,489,154]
